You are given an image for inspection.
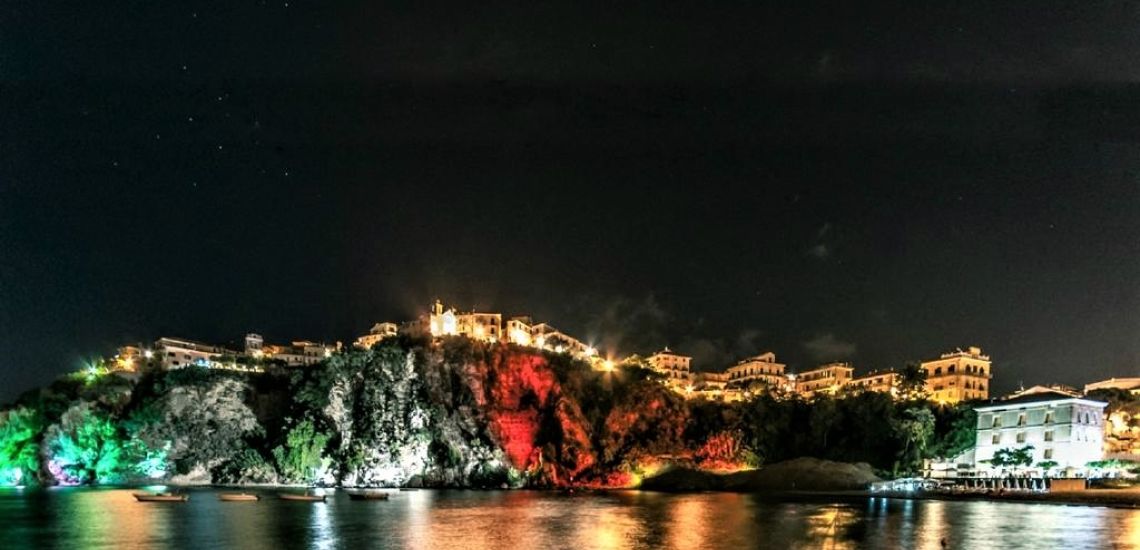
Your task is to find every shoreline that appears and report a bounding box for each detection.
[14,483,1140,509]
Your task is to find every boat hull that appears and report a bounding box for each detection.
[348,493,390,501]
[278,494,326,502]
[218,494,260,502]
[134,494,188,502]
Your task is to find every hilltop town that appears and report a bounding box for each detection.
[107,299,1130,407]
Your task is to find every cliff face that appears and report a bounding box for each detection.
[295,338,684,488]
[0,338,762,488]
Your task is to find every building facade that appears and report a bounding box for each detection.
[1084,377,1140,395]
[973,390,1107,474]
[849,370,900,396]
[355,322,399,349]
[794,363,854,398]
[921,346,992,404]
[428,301,502,341]
[647,348,693,386]
[726,352,787,391]
[154,337,232,369]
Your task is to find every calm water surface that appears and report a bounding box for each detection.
[2,487,1138,549]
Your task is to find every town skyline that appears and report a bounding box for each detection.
[54,296,1140,408]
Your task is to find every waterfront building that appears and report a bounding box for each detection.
[154,337,231,369]
[647,347,692,386]
[920,346,991,404]
[973,389,1107,475]
[726,352,787,392]
[355,322,399,349]
[795,362,854,398]
[848,369,900,396]
[1084,377,1140,395]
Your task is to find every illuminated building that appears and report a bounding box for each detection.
[848,369,900,396]
[647,347,692,387]
[264,340,337,367]
[920,346,991,404]
[506,317,534,345]
[154,337,233,369]
[428,300,502,341]
[794,362,854,398]
[1084,377,1140,395]
[528,323,587,356]
[355,322,399,349]
[973,389,1107,475]
[112,345,143,373]
[725,352,787,392]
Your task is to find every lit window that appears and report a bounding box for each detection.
[1044,449,1053,460]
[992,433,1000,444]
[992,416,1002,428]
[1044,431,1054,442]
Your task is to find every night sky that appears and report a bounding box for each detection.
[3,1,1139,401]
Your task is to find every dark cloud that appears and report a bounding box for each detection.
[803,333,857,362]
[680,329,770,372]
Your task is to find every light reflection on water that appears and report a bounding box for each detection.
[1,487,1138,549]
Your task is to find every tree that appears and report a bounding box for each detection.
[43,402,126,484]
[892,407,935,475]
[930,405,977,459]
[0,407,43,485]
[991,445,1035,473]
[897,362,928,401]
[273,420,331,484]
[1037,460,1059,473]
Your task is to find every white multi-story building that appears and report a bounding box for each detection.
[726,352,787,391]
[647,347,692,386]
[154,337,232,369]
[974,389,1107,474]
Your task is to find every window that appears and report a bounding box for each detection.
[934,367,943,376]
[1016,432,1026,443]
[948,365,956,374]
[1044,411,1053,424]
[1018,414,1026,426]
[1044,431,1054,442]
[1044,449,1054,460]
[992,433,1001,445]
[993,416,1002,428]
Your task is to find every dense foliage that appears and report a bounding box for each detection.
[0,339,978,487]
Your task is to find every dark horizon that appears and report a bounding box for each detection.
[3,2,1139,401]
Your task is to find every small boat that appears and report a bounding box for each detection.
[134,492,189,502]
[348,491,390,501]
[398,488,420,492]
[278,493,326,502]
[218,493,260,502]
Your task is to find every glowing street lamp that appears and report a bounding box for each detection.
[603,359,615,372]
